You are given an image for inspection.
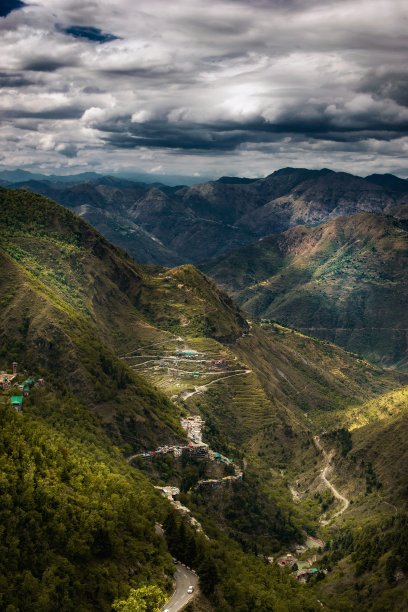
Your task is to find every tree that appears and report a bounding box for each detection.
[112,585,166,612]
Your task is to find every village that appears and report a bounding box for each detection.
[128,414,243,489]
[0,362,44,410]
[121,338,251,397]
[128,410,326,583]
[274,535,327,583]
[123,338,329,582]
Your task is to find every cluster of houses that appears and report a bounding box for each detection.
[139,441,210,460]
[0,363,44,412]
[195,471,243,489]
[276,536,326,582]
[175,350,200,359]
[181,415,205,443]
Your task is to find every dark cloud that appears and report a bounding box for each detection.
[3,107,84,120]
[56,143,78,158]
[96,105,408,153]
[359,71,408,108]
[0,0,25,18]
[60,25,119,44]
[82,86,105,94]
[22,58,72,72]
[0,71,35,87]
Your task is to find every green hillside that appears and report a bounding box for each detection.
[0,187,323,610]
[1,186,408,610]
[206,213,408,370]
[0,396,173,611]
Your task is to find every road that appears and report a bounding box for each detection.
[178,369,252,401]
[162,563,199,612]
[314,436,350,524]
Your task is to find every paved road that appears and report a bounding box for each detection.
[314,436,350,524]
[162,564,198,612]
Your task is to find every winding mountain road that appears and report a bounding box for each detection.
[314,436,350,524]
[161,563,199,612]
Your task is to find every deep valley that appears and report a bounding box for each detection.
[0,179,407,611]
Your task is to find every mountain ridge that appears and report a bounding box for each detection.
[4,167,407,265]
[205,211,408,370]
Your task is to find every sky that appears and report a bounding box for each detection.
[0,0,407,180]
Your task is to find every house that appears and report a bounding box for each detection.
[10,396,23,411]
[295,567,320,582]
[197,479,221,488]
[176,350,198,358]
[183,442,209,458]
[0,372,16,389]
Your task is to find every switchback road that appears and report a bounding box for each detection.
[314,436,350,524]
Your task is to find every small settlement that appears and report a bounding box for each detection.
[0,362,44,411]
[276,535,326,582]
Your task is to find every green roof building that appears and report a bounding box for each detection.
[10,396,23,410]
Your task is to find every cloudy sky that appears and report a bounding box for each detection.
[0,0,407,179]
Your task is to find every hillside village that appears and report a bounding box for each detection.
[0,362,44,410]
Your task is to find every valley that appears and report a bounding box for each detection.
[0,185,407,610]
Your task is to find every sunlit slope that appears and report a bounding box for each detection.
[206,213,408,369]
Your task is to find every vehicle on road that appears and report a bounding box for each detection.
[187,586,194,594]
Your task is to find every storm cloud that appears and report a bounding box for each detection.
[0,0,407,178]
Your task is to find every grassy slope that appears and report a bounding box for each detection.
[205,213,408,369]
[0,188,248,450]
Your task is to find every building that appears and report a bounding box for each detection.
[196,479,222,489]
[183,442,209,458]
[175,350,199,358]
[0,372,16,389]
[213,451,232,464]
[10,396,23,411]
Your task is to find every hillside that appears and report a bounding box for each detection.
[206,212,408,370]
[2,186,408,610]
[8,167,408,265]
[0,186,324,610]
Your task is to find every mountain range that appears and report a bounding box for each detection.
[3,167,407,266]
[1,185,408,610]
[5,166,408,371]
